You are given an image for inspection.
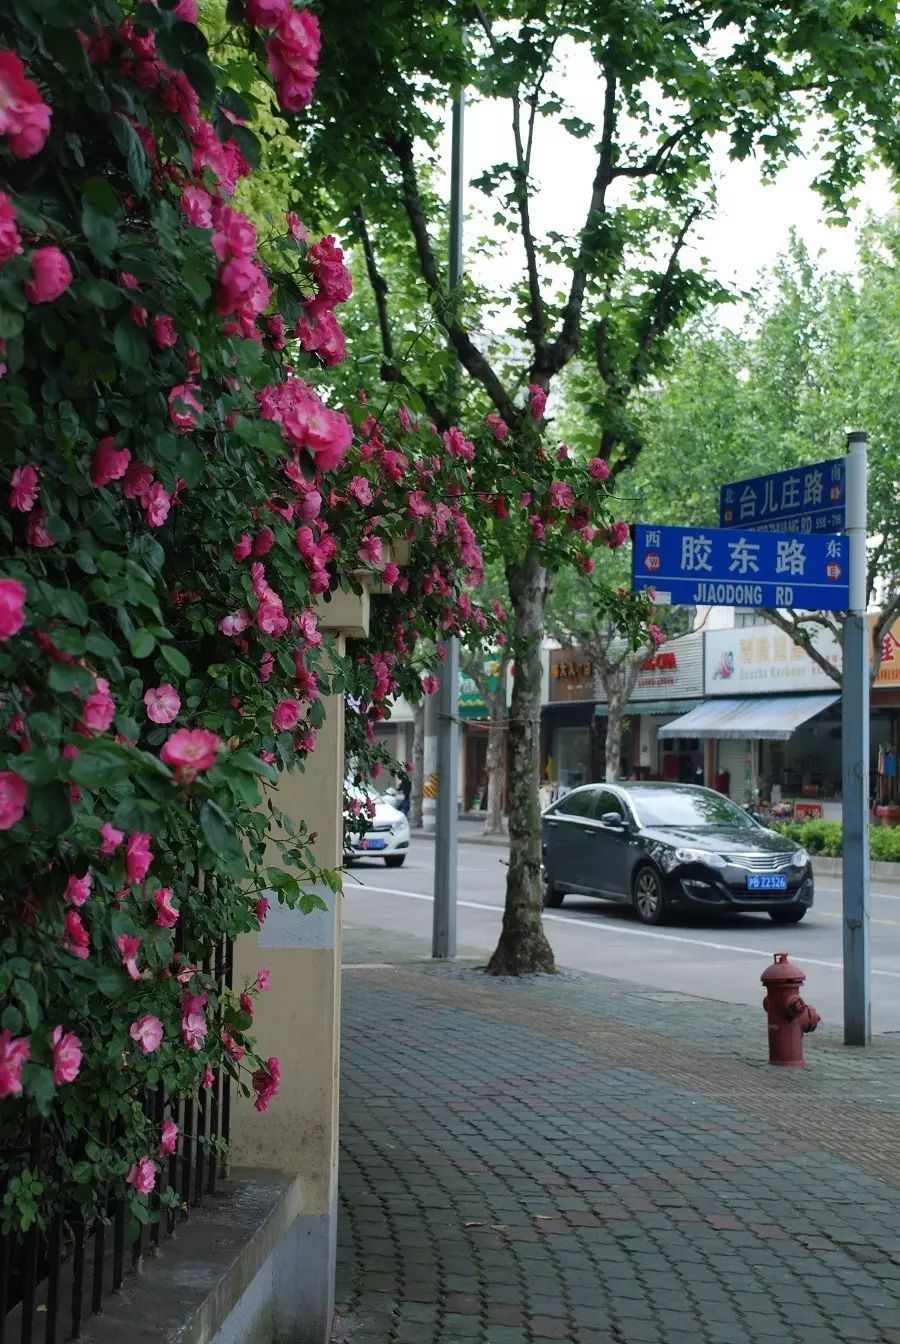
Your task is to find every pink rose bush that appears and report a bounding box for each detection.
[0,50,51,157]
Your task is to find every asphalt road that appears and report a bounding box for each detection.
[342,835,900,1036]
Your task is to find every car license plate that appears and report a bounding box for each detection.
[360,838,386,851]
[746,873,787,891]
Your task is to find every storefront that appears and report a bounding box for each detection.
[458,662,510,813]
[543,648,599,788]
[660,623,895,807]
[620,633,704,780]
[873,618,900,819]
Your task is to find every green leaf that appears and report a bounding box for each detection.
[129,629,156,658]
[82,176,120,216]
[112,797,163,834]
[80,278,126,310]
[160,645,190,677]
[85,631,118,658]
[48,662,95,696]
[14,979,40,1030]
[200,801,243,863]
[13,751,59,786]
[29,784,72,836]
[82,199,120,264]
[95,967,126,996]
[22,1062,56,1113]
[114,320,147,368]
[111,114,150,194]
[54,589,89,626]
[1,1004,23,1034]
[71,744,131,789]
[0,308,24,339]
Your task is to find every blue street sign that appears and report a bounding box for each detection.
[632,523,849,611]
[719,458,845,534]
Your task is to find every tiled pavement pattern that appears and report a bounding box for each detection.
[334,929,900,1344]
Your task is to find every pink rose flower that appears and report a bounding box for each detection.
[80,676,116,734]
[297,726,316,752]
[0,51,51,158]
[266,313,285,349]
[0,1029,30,1098]
[232,534,252,562]
[216,255,270,319]
[154,886,179,928]
[125,832,153,884]
[160,1119,178,1156]
[529,383,547,419]
[272,698,301,732]
[588,456,610,481]
[100,821,124,855]
[181,184,214,228]
[348,475,373,507]
[219,607,250,637]
[251,526,275,557]
[211,204,257,261]
[167,383,203,433]
[357,535,383,567]
[9,464,38,511]
[24,247,72,303]
[266,9,320,111]
[126,1155,156,1195]
[62,909,90,959]
[295,305,346,366]
[25,508,55,548]
[202,1065,215,1089]
[64,871,92,907]
[0,769,27,828]
[285,210,307,242]
[161,727,220,781]
[306,233,351,305]
[0,191,22,264]
[122,460,154,499]
[255,896,270,922]
[142,481,171,527]
[0,579,26,640]
[152,313,177,349]
[181,1010,207,1051]
[485,413,509,441]
[129,1014,163,1054]
[422,674,438,695]
[90,436,131,487]
[51,1026,83,1084]
[255,968,271,992]
[117,933,142,981]
[609,519,629,549]
[251,1056,281,1112]
[549,481,574,510]
[144,683,180,724]
[245,0,289,25]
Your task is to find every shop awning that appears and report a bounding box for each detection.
[656,693,840,741]
[594,699,704,718]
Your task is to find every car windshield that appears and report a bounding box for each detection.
[628,787,757,830]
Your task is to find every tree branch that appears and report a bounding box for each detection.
[385,131,519,424]
[627,204,701,385]
[352,204,449,429]
[759,609,843,686]
[539,64,618,380]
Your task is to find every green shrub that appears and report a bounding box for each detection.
[771,820,900,862]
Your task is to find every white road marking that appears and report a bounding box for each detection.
[351,882,900,980]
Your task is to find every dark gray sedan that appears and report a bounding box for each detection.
[541,782,813,925]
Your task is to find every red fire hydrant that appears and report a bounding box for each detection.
[761,952,821,1067]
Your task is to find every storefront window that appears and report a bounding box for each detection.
[554,726,593,788]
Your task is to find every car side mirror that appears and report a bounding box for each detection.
[601,811,625,828]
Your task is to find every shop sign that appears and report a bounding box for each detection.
[704,624,840,695]
[458,673,487,720]
[549,648,595,703]
[631,632,703,700]
[876,620,900,687]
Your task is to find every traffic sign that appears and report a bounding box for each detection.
[719,458,845,534]
[632,522,849,610]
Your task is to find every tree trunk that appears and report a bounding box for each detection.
[604,683,627,782]
[483,697,505,836]
[486,551,555,975]
[410,701,424,829]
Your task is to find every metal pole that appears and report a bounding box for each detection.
[842,428,870,1045]
[432,88,465,959]
[422,691,438,833]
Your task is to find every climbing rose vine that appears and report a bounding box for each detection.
[0,0,485,1238]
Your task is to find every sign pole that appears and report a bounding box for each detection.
[433,86,464,959]
[842,429,870,1045]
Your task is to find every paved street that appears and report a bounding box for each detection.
[334,924,900,1344]
[342,836,900,1034]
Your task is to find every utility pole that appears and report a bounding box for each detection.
[432,87,464,959]
[843,429,870,1044]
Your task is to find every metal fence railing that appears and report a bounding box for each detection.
[0,935,232,1343]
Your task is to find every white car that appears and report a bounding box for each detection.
[344,786,410,868]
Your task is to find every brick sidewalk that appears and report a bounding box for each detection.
[333,927,900,1344]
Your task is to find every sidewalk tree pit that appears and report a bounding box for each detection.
[0,0,491,1251]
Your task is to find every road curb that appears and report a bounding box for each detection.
[410,827,507,847]
[812,856,900,880]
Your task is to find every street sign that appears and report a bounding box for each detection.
[632,522,849,610]
[719,458,845,534]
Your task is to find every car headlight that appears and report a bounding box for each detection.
[791,847,809,868]
[668,847,726,870]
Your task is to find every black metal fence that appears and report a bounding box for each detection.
[0,935,233,1343]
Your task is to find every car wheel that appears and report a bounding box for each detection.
[632,865,666,924]
[541,866,565,909]
[384,854,406,869]
[769,906,807,923]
